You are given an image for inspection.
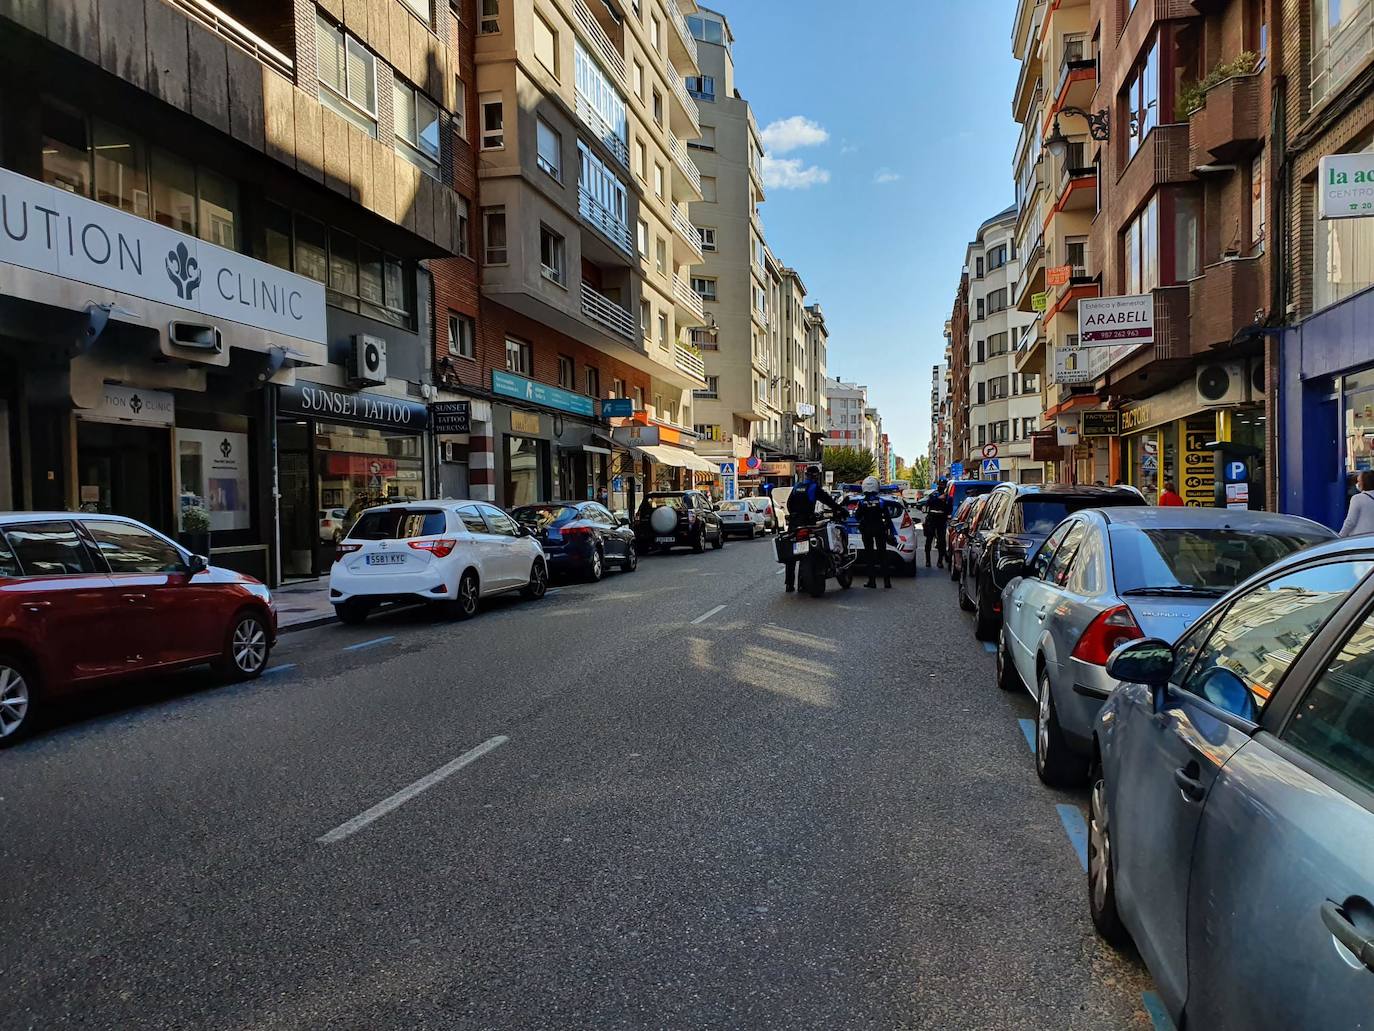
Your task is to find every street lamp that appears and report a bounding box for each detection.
[1045,106,1111,164]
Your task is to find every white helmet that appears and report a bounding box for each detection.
[862,476,880,494]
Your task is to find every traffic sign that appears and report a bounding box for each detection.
[981,443,999,460]
[1226,461,1248,483]
[950,462,964,478]
[982,458,1001,475]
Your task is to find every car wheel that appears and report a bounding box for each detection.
[958,567,976,612]
[0,655,38,746]
[692,528,706,554]
[973,574,997,640]
[949,556,960,582]
[1036,668,1088,787]
[452,571,480,619]
[336,600,371,625]
[586,548,604,583]
[521,559,548,600]
[622,542,638,573]
[713,527,724,549]
[996,628,1021,692]
[215,610,271,681]
[1088,759,1131,948]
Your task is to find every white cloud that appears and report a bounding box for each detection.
[840,142,860,155]
[873,168,902,184]
[762,156,831,190]
[760,116,830,154]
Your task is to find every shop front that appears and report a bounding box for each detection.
[275,383,430,580]
[489,370,609,508]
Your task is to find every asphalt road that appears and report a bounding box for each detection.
[1,536,1162,1030]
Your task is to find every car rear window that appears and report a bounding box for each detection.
[1016,496,1143,535]
[348,509,447,540]
[1110,527,1329,594]
[645,495,685,509]
[719,502,750,512]
[512,505,579,529]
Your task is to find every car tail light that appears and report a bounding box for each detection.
[334,543,362,563]
[561,526,594,538]
[408,539,458,558]
[900,511,913,529]
[1071,605,1144,666]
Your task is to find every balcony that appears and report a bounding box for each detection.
[674,342,706,382]
[1188,73,1262,167]
[1189,256,1264,355]
[580,281,636,340]
[1057,142,1097,212]
[576,90,630,169]
[578,183,634,257]
[751,305,769,330]
[665,64,701,135]
[665,0,700,72]
[671,204,704,260]
[668,134,703,196]
[673,274,706,323]
[165,0,294,77]
[1056,37,1097,112]
[573,0,626,83]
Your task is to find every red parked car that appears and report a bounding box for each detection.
[0,513,277,744]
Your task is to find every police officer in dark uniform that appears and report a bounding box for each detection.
[923,479,951,568]
[855,476,897,589]
[783,465,844,593]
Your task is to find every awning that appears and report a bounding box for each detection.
[635,444,692,468]
[682,451,721,474]
[558,442,611,455]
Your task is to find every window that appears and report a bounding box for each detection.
[686,75,716,101]
[654,393,664,417]
[1031,520,1075,579]
[698,226,717,251]
[1180,562,1372,717]
[686,14,725,43]
[151,148,196,235]
[987,244,1008,271]
[1315,140,1374,309]
[633,60,644,100]
[657,312,668,347]
[695,423,723,441]
[633,386,644,409]
[640,300,651,336]
[637,219,649,256]
[455,195,470,257]
[533,13,558,77]
[1283,608,1374,794]
[655,237,666,276]
[650,13,662,51]
[480,95,504,149]
[977,425,987,446]
[986,288,1008,313]
[691,276,717,300]
[975,257,984,278]
[1251,152,1266,253]
[1022,416,1038,438]
[506,337,532,374]
[539,225,565,284]
[558,354,575,390]
[612,377,626,398]
[654,162,665,199]
[1123,34,1160,161]
[1046,520,1087,586]
[480,0,499,33]
[652,88,663,126]
[585,367,600,397]
[976,382,986,404]
[1312,0,1374,104]
[1174,191,1200,281]
[976,298,985,320]
[483,206,507,264]
[1,521,98,576]
[634,140,646,179]
[975,339,985,362]
[449,313,475,359]
[700,175,717,202]
[695,376,720,398]
[687,125,716,150]
[84,520,184,574]
[536,118,562,180]
[316,13,377,136]
[988,375,1009,400]
[987,331,1009,357]
[453,77,467,140]
[393,76,440,175]
[1124,194,1160,294]
[456,507,488,534]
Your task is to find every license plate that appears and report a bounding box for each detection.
[792,542,809,557]
[657,536,676,544]
[849,535,863,549]
[365,553,406,566]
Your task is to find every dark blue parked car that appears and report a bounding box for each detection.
[512,502,637,583]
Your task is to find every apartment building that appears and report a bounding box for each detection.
[930,361,951,475]
[963,206,1040,482]
[824,378,868,451]
[804,303,830,454]
[1276,1,1374,528]
[945,275,971,475]
[0,0,472,584]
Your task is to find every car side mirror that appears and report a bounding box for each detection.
[996,553,1027,581]
[186,553,209,575]
[616,513,630,526]
[1104,638,1174,688]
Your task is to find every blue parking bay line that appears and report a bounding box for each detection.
[982,641,998,654]
[1142,991,1176,1031]
[1055,804,1090,872]
[343,636,395,652]
[1018,718,1036,751]
[263,663,297,676]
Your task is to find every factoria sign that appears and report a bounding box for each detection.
[0,167,326,345]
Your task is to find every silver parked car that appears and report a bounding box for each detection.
[1090,537,1374,1030]
[997,507,1334,786]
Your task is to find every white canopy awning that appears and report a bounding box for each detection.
[635,444,692,468]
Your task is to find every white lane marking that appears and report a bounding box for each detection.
[691,604,726,625]
[316,735,509,844]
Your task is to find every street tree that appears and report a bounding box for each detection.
[909,456,933,489]
[822,447,877,483]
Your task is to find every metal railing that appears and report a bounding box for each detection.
[164,0,293,78]
[573,0,626,82]
[666,0,699,68]
[576,90,630,169]
[673,274,706,322]
[668,133,703,195]
[665,64,701,133]
[675,343,706,381]
[578,183,635,256]
[671,204,703,258]
[581,281,636,340]
[1311,0,1373,104]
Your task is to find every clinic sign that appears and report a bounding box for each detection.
[1319,153,1374,219]
[0,167,326,344]
[1079,294,1153,348]
[491,370,596,418]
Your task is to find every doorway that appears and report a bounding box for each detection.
[76,420,173,533]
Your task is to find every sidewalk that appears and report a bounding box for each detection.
[273,577,337,632]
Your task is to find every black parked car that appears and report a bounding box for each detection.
[512,501,637,582]
[634,491,724,553]
[960,484,1146,639]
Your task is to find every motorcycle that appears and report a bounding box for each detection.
[776,515,856,597]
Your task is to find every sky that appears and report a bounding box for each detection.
[711,0,1022,463]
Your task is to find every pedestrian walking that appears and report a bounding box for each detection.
[856,476,897,589]
[1158,481,1186,507]
[1340,470,1374,537]
[923,479,951,568]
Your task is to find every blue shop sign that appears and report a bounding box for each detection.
[491,370,596,418]
[601,397,634,419]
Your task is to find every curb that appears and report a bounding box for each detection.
[279,613,338,634]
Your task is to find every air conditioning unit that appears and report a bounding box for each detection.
[347,334,387,385]
[1249,358,1267,401]
[1196,362,1249,406]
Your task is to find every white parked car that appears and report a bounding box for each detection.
[319,507,349,542]
[717,500,767,538]
[330,501,548,624]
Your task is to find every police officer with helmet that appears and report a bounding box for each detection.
[782,465,844,593]
[856,476,898,589]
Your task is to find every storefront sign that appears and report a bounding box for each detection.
[1047,265,1072,287]
[796,402,816,418]
[492,370,596,418]
[1031,292,1049,312]
[1121,379,1209,435]
[278,383,429,429]
[176,428,250,531]
[1225,482,1250,509]
[1182,419,1216,506]
[510,411,541,435]
[612,425,661,447]
[1319,153,1374,220]
[1056,414,1081,447]
[82,384,175,426]
[431,401,471,434]
[1030,432,1062,463]
[760,462,792,476]
[1081,411,1121,437]
[0,167,326,344]
[1079,294,1154,348]
[601,397,635,419]
[1054,337,1093,384]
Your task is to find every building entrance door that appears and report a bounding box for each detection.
[75,421,172,534]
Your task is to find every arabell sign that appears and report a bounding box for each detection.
[1319,152,1374,220]
[0,167,326,344]
[1078,294,1153,348]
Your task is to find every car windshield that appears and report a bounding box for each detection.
[719,502,750,512]
[348,509,447,540]
[512,505,579,529]
[1111,527,1329,594]
[1018,496,1140,535]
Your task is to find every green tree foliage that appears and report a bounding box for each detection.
[822,447,877,483]
[909,456,933,489]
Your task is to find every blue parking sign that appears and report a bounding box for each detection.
[1226,461,1248,483]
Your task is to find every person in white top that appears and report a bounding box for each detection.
[1339,470,1374,537]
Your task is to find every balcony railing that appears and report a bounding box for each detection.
[1311,0,1374,105]
[666,0,699,69]
[576,90,630,169]
[573,0,626,83]
[1057,36,1095,95]
[578,183,634,256]
[665,64,701,133]
[164,0,293,78]
[671,204,703,258]
[581,281,636,340]
[668,133,703,195]
[675,343,706,381]
[673,274,706,322]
